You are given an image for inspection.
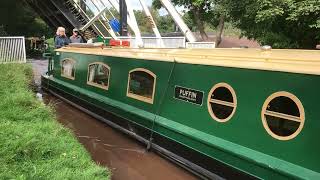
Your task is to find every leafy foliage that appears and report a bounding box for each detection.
[153,0,228,42]
[135,9,159,33]
[226,0,320,48]
[105,7,175,34]
[0,25,7,36]
[0,0,53,37]
[157,14,176,32]
[121,8,175,34]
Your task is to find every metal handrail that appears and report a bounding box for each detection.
[0,36,26,63]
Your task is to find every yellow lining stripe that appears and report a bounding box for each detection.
[209,99,235,107]
[264,110,301,123]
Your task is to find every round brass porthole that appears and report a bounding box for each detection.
[261,91,305,140]
[207,83,237,122]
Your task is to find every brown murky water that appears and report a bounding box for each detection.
[44,94,198,180]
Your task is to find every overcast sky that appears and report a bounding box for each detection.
[129,0,152,10]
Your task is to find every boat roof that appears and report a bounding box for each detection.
[56,46,320,76]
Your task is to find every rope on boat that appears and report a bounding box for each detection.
[147,59,177,151]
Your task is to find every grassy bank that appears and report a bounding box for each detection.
[0,64,110,179]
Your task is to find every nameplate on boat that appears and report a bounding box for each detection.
[174,86,204,106]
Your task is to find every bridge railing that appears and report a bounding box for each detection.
[0,36,26,63]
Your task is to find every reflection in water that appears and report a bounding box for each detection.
[44,94,198,180]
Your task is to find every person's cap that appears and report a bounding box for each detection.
[73,28,79,32]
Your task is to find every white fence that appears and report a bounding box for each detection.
[105,36,186,48]
[0,37,26,63]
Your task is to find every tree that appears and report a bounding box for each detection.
[152,0,211,40]
[0,25,7,36]
[157,14,175,33]
[134,8,175,34]
[0,0,53,37]
[208,0,229,46]
[134,9,155,34]
[152,0,228,45]
[225,0,320,49]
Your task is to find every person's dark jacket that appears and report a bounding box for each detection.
[55,35,70,48]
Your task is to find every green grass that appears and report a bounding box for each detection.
[0,64,110,179]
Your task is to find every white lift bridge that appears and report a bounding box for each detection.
[70,0,199,48]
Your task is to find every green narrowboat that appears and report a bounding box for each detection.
[41,45,320,179]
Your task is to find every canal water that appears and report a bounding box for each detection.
[32,60,198,180]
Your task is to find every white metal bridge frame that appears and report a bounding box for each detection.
[69,0,196,47]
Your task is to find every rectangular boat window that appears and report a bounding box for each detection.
[61,58,76,80]
[127,68,156,104]
[87,63,110,90]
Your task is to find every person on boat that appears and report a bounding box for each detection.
[70,28,83,43]
[54,27,62,41]
[55,27,70,48]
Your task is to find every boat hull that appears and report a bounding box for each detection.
[41,48,320,179]
[41,76,256,179]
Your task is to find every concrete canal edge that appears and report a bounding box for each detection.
[0,63,110,179]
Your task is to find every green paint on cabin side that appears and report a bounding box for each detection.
[47,51,320,179]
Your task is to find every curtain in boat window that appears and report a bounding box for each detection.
[88,63,110,87]
[62,59,75,78]
[88,64,96,82]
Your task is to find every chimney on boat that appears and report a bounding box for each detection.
[119,0,128,36]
